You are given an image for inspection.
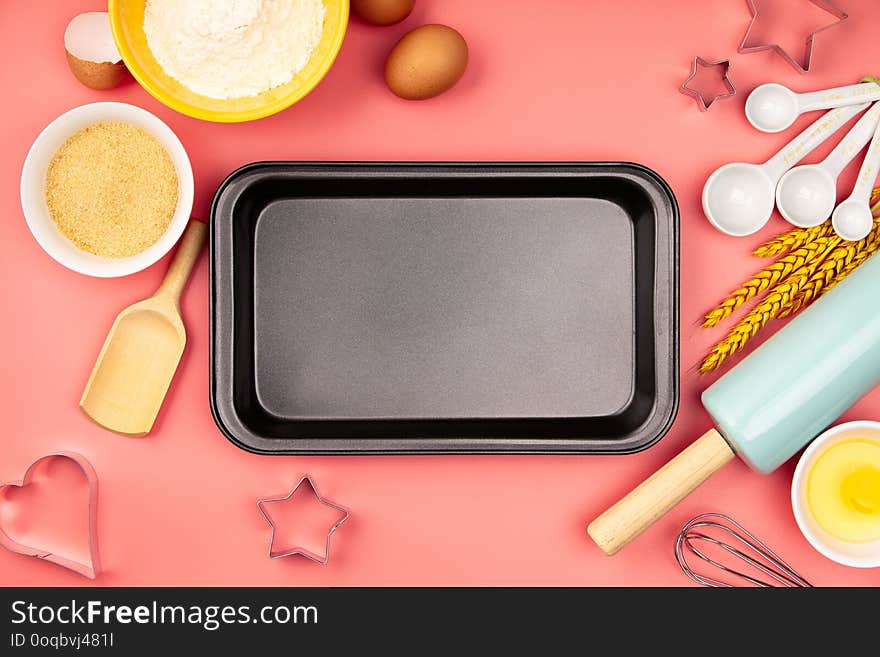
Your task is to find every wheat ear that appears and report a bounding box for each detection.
[702,235,838,327]
[752,222,832,258]
[699,236,841,373]
[780,218,880,318]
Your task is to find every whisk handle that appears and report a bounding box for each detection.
[588,429,735,556]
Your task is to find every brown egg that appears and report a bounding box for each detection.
[385,24,468,100]
[352,0,415,26]
[64,12,127,90]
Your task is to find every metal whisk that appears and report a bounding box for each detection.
[675,513,811,587]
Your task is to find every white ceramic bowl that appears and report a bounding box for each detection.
[20,102,193,277]
[791,420,880,568]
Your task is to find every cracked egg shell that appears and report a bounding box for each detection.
[64,12,127,90]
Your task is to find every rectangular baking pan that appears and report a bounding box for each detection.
[210,163,678,454]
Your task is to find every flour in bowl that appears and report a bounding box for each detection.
[143,0,326,99]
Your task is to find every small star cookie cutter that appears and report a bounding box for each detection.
[257,475,349,565]
[739,0,848,74]
[680,57,737,111]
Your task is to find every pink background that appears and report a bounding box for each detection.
[2,0,880,586]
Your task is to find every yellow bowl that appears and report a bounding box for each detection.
[108,0,349,123]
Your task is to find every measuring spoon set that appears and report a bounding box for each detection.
[703,81,880,240]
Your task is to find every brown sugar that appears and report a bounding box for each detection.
[45,121,178,258]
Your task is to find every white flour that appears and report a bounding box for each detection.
[143,0,326,99]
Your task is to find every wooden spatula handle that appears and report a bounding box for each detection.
[587,428,735,556]
[156,220,207,302]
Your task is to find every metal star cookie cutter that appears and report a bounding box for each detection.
[0,452,100,579]
[257,475,349,565]
[680,57,737,111]
[739,0,848,74]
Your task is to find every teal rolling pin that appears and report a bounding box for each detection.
[589,251,880,555]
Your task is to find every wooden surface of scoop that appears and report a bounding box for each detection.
[80,221,207,436]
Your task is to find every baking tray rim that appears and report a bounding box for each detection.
[209,161,680,455]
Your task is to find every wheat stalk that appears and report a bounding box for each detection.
[779,217,880,318]
[699,189,880,374]
[751,188,879,258]
[839,226,880,278]
[699,237,841,373]
[702,234,837,327]
[752,222,832,258]
[777,240,861,317]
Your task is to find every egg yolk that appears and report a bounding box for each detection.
[806,439,880,544]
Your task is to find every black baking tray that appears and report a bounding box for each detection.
[210,163,678,454]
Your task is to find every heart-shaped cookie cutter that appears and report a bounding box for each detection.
[0,452,100,579]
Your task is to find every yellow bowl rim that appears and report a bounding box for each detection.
[107,0,349,123]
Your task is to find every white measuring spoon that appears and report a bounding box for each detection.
[832,113,880,240]
[746,82,880,133]
[777,102,880,229]
[703,103,868,237]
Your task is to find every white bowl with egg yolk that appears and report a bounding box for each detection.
[792,420,880,568]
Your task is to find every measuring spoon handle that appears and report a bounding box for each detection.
[849,115,880,203]
[763,104,868,182]
[799,82,880,113]
[822,102,880,178]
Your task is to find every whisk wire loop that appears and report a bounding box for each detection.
[675,513,811,587]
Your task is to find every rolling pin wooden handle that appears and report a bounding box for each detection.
[156,220,207,302]
[587,428,736,556]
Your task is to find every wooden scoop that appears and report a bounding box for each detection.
[80,221,207,436]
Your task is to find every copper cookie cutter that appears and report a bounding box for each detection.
[258,475,349,565]
[0,452,100,579]
[739,0,848,74]
[680,57,737,111]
